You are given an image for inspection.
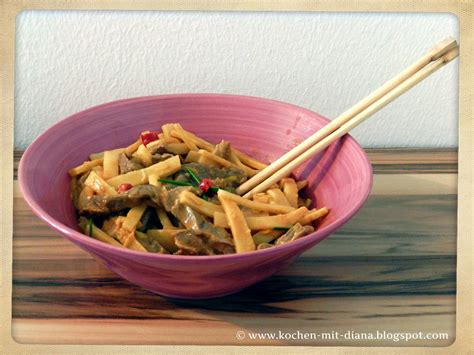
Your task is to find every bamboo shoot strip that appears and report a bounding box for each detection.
[172,123,199,151]
[68,158,103,177]
[214,207,308,230]
[107,155,181,188]
[281,178,299,208]
[218,195,256,253]
[79,218,123,247]
[122,205,147,231]
[103,149,123,179]
[84,171,117,196]
[147,229,184,252]
[217,189,294,214]
[300,207,329,225]
[179,191,224,218]
[176,126,267,170]
[156,209,177,229]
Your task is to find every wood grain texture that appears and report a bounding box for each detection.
[365,148,457,173]
[11,151,457,346]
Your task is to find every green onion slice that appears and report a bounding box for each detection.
[184,167,201,185]
[184,167,219,193]
[158,179,194,187]
[88,218,93,237]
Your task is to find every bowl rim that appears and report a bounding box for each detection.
[19,93,373,262]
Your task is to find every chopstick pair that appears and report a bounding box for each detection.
[236,37,459,198]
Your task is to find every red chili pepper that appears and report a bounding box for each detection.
[140,131,158,146]
[198,178,213,193]
[117,183,133,193]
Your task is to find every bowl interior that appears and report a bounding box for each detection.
[20,94,372,248]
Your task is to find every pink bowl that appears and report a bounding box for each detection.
[19,94,372,299]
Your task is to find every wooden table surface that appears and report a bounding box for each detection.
[11,149,458,347]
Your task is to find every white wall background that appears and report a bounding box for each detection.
[14,11,459,149]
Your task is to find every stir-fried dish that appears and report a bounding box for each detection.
[69,123,328,255]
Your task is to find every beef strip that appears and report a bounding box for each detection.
[135,231,169,253]
[159,186,235,254]
[174,230,215,255]
[147,144,167,155]
[175,205,235,254]
[212,140,232,160]
[148,142,186,156]
[274,223,314,246]
[174,162,247,191]
[119,153,144,174]
[160,186,199,211]
[151,153,175,164]
[80,185,162,215]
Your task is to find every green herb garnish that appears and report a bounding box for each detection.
[184,167,219,193]
[88,218,94,237]
[273,226,291,231]
[158,179,194,187]
[184,167,201,185]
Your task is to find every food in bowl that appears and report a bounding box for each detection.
[20,94,371,298]
[69,123,329,255]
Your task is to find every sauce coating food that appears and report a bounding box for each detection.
[69,123,328,255]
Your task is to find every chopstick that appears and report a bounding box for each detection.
[237,38,459,198]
